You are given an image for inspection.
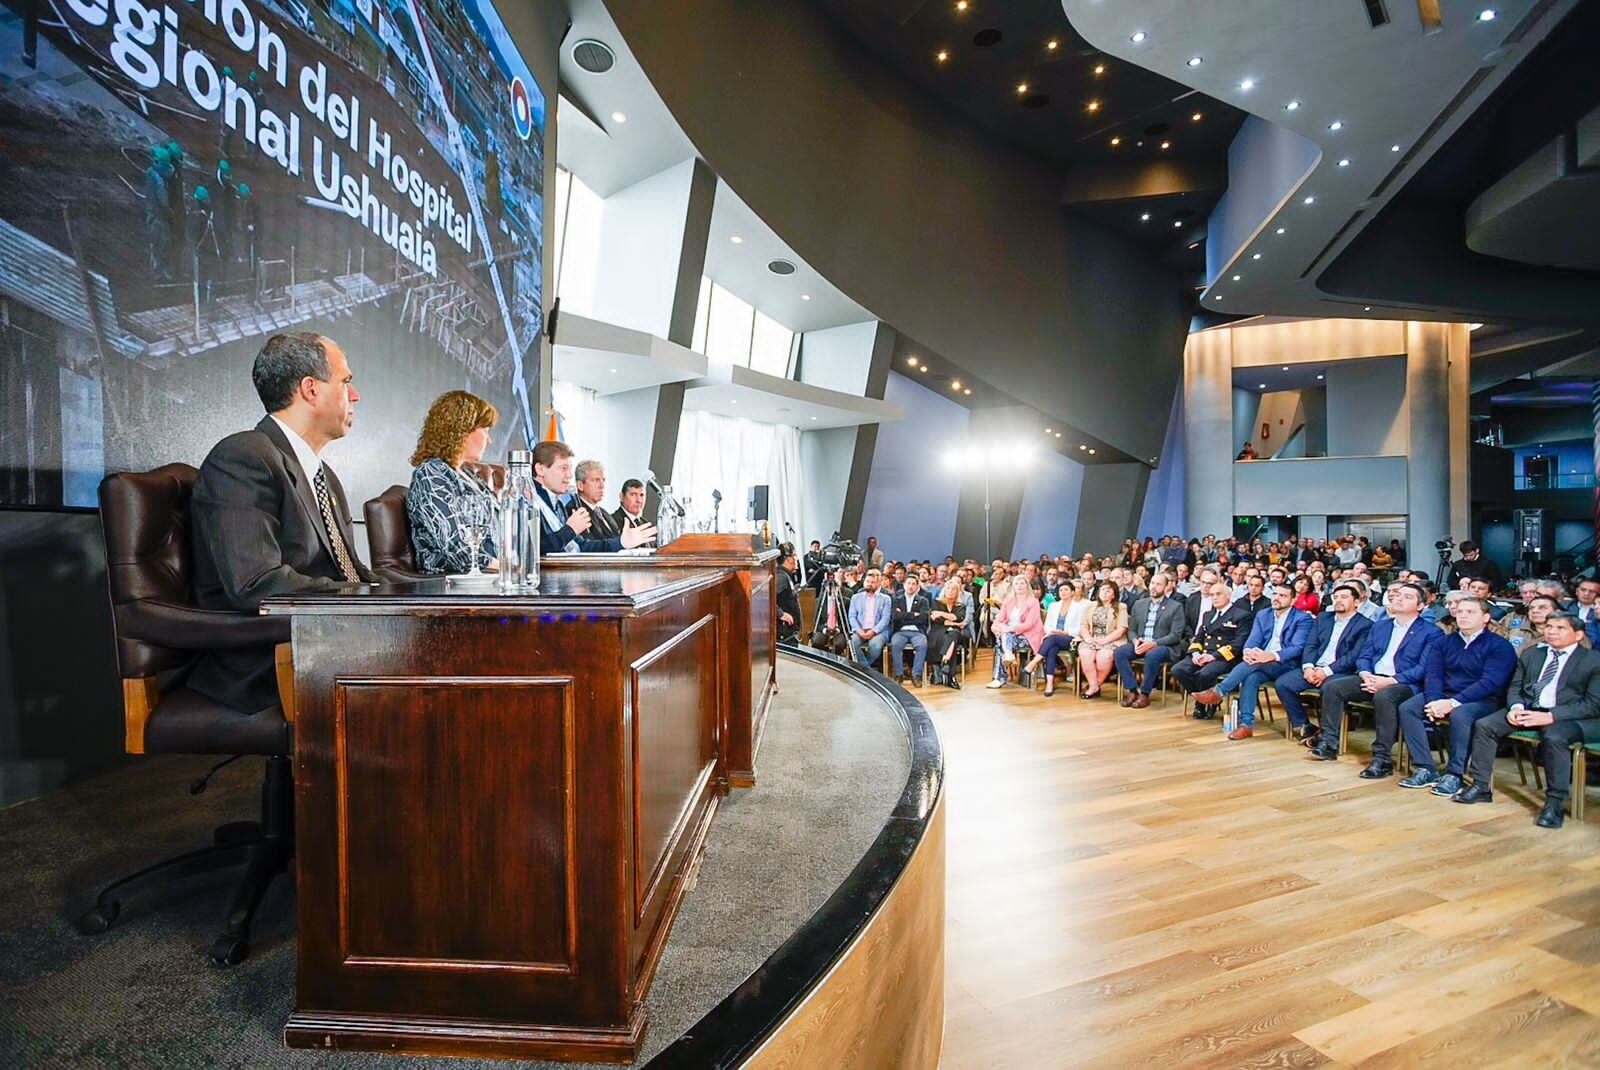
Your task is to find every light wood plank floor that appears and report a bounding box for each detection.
[917,650,1600,1069]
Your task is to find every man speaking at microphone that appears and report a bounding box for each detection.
[532,441,655,553]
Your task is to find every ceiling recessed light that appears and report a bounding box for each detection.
[1087,99,1101,112]
[1316,374,1324,380]
[1140,212,1151,221]
[907,357,919,366]
[800,294,811,301]
[1364,305,1372,311]
[1281,365,1288,371]
[1338,158,1350,167]
[611,111,627,124]
[1160,140,1171,150]
[936,49,949,62]
[810,416,818,421]
[1173,220,1183,228]
[1214,294,1223,300]
[1276,226,1286,234]
[1478,8,1497,21]
[1239,78,1256,90]
[951,380,962,390]
[1088,448,1096,455]
[1258,383,1267,389]
[1232,274,1241,281]
[1130,31,1147,43]
[1303,195,1316,205]
[1285,100,1301,111]
[1045,427,1053,433]
[1078,444,1087,451]
[1188,241,1200,250]
[1186,56,1203,67]
[1054,431,1061,438]
[964,388,971,395]
[955,0,968,10]
[1110,136,1122,146]
[1016,82,1029,94]
[1328,120,1343,131]
[609,367,617,373]
[1093,63,1105,74]
[730,234,743,244]
[1252,253,1261,260]
[1191,112,1203,122]
[918,365,927,373]
[730,399,738,405]
[1391,144,1402,152]
[1048,39,1060,51]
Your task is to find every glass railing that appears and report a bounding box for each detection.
[1514,473,1596,490]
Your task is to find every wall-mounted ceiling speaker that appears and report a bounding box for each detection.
[572,39,615,74]
[767,259,797,275]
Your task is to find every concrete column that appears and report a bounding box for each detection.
[1406,322,1469,556]
[1184,330,1235,540]
[839,323,897,541]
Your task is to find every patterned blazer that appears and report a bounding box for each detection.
[406,457,498,574]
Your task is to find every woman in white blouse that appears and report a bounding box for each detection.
[1026,579,1087,697]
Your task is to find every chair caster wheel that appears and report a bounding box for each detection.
[208,933,249,968]
[78,901,120,935]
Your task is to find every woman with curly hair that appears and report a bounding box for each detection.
[406,390,499,574]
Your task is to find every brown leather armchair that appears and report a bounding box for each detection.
[84,463,295,967]
[363,484,428,581]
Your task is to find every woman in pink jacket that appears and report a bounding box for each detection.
[987,576,1045,689]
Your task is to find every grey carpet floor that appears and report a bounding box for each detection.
[0,657,910,1068]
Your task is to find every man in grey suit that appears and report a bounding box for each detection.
[1455,612,1600,828]
[189,332,375,714]
[1114,571,1187,708]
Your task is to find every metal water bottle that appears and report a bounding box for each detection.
[498,450,540,592]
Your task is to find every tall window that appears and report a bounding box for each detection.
[691,277,797,374]
[552,166,602,318]
[750,312,795,377]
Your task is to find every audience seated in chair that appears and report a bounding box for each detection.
[888,574,933,686]
[1026,580,1087,697]
[1454,612,1600,829]
[1393,596,1516,797]
[1078,581,1129,699]
[1114,572,1186,709]
[847,568,893,671]
[1272,583,1373,743]
[1305,582,1441,771]
[1192,586,1313,740]
[927,577,969,689]
[1171,580,1254,719]
[987,577,1044,689]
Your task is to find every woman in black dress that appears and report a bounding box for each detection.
[927,577,969,689]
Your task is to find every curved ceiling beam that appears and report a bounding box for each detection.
[602,0,1193,466]
[1062,0,1579,321]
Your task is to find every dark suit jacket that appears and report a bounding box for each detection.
[1128,595,1188,655]
[890,590,933,634]
[189,416,374,712]
[536,484,622,554]
[775,568,801,641]
[1505,643,1600,740]
[1355,616,1441,687]
[575,498,622,541]
[1301,611,1373,675]
[1185,600,1254,664]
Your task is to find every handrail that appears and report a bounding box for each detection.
[642,645,944,1068]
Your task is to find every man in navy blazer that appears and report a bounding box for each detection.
[1192,586,1313,739]
[1273,583,1373,742]
[1394,596,1516,796]
[1307,581,1440,773]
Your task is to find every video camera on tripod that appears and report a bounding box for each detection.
[819,532,863,570]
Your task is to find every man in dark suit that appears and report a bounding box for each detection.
[533,441,655,553]
[1183,566,1222,634]
[1171,580,1253,719]
[1395,596,1516,796]
[1194,586,1313,739]
[189,332,375,714]
[1114,571,1187,709]
[1306,582,1440,771]
[613,478,654,543]
[887,573,933,686]
[1455,612,1600,828]
[775,549,802,645]
[1273,583,1373,743]
[572,459,624,542]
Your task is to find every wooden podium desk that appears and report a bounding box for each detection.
[543,535,779,788]
[263,566,735,1062]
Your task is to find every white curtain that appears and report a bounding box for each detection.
[549,379,608,465]
[672,410,804,543]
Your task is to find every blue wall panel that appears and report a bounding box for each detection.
[858,372,968,559]
[1138,385,1186,538]
[1013,450,1086,560]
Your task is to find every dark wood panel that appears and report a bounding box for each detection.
[631,615,719,925]
[336,677,576,973]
